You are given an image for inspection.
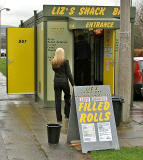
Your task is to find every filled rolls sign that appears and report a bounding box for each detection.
[67,85,119,153]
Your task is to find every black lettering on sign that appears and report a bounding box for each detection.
[19,40,27,43]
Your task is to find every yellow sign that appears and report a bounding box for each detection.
[78,102,111,123]
[7,28,34,94]
[78,7,106,16]
[86,22,114,28]
[51,6,120,16]
[112,8,120,16]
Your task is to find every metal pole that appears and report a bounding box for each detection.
[20,20,24,28]
[118,0,131,122]
[34,10,38,102]
[0,11,1,57]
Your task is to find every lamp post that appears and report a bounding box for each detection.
[0,8,10,57]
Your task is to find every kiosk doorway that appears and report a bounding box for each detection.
[74,29,104,86]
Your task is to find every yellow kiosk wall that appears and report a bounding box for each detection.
[103,29,115,95]
[7,28,34,94]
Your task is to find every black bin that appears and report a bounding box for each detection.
[47,124,62,144]
[112,96,124,127]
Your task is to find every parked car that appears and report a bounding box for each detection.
[1,52,5,57]
[134,57,143,98]
[0,49,6,57]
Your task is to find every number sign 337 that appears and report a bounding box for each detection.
[19,40,27,43]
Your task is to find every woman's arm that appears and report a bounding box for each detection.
[65,60,74,86]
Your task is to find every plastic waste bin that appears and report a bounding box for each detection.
[112,96,124,127]
[47,123,62,144]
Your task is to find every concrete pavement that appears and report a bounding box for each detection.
[36,100,143,149]
[0,72,92,160]
[1,72,143,160]
[118,100,143,147]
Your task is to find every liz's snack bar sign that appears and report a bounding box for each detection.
[67,85,119,153]
[44,6,120,17]
[44,5,135,19]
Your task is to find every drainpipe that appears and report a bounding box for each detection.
[34,10,38,102]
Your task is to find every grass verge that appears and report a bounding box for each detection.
[91,147,143,160]
[0,58,6,76]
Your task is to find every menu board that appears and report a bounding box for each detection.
[47,38,68,61]
[47,21,72,62]
[67,85,119,153]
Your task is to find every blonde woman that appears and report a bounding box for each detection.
[52,48,74,123]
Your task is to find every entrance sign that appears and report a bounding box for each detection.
[67,85,119,153]
[68,18,120,30]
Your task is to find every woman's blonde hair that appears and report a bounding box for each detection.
[52,48,65,68]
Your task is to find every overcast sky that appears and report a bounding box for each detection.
[0,0,140,27]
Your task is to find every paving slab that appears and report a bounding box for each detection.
[0,132,8,160]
